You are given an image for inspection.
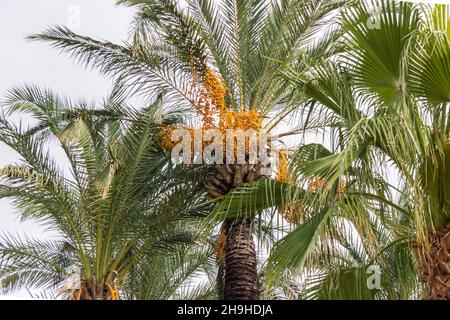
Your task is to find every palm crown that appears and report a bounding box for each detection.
[0,85,215,299]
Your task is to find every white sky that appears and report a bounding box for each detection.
[0,0,135,299]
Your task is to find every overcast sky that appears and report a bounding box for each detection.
[0,0,135,299]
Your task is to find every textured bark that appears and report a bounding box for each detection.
[204,163,268,199]
[205,163,268,300]
[223,217,259,300]
[68,279,119,300]
[419,223,450,300]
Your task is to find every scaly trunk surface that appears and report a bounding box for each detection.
[419,223,450,300]
[205,163,268,300]
[68,282,119,300]
[223,217,259,300]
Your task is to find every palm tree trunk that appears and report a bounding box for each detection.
[419,223,450,300]
[68,281,118,300]
[205,163,268,300]
[223,217,259,300]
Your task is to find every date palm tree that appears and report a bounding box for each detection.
[262,0,450,299]
[29,0,347,299]
[0,85,215,299]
